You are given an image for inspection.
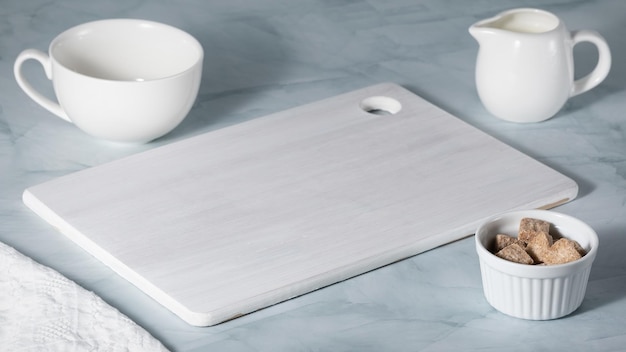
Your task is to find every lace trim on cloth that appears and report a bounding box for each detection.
[0,241,169,352]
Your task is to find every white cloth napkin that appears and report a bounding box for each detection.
[0,242,169,351]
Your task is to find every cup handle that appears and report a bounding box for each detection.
[570,30,612,97]
[14,49,71,122]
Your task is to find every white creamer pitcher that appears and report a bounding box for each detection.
[469,8,611,123]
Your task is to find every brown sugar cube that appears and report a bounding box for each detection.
[525,231,553,263]
[496,243,535,265]
[542,238,583,265]
[518,217,551,242]
[494,233,526,252]
[573,240,587,256]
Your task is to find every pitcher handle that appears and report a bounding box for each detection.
[570,30,612,97]
[14,49,71,122]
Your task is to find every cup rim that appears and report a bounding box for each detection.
[475,209,599,277]
[49,18,204,83]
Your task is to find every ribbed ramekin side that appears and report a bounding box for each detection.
[479,259,592,320]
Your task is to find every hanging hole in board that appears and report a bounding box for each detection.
[360,96,402,116]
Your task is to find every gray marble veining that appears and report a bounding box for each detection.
[1,0,625,351]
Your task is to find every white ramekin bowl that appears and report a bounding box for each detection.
[475,209,599,320]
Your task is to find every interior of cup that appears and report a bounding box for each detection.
[51,19,203,81]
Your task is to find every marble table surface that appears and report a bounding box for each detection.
[1,0,625,350]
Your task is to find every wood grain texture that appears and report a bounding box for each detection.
[23,83,578,326]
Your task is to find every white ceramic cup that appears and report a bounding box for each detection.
[14,19,203,143]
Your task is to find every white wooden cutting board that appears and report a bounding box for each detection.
[23,83,578,326]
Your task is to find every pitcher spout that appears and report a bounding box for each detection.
[468,22,495,42]
[468,12,505,42]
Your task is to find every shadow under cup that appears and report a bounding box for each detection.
[50,19,203,143]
